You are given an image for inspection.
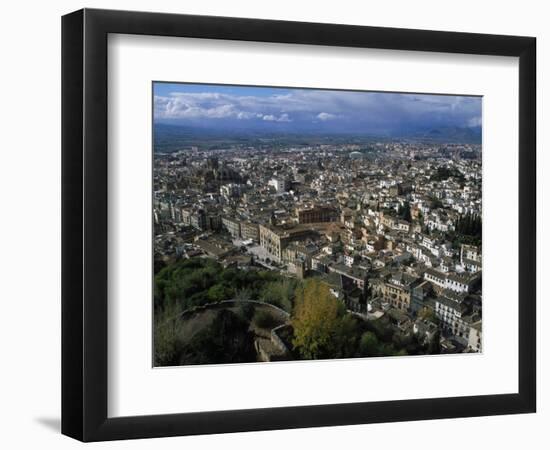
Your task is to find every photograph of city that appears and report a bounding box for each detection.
[153,82,482,367]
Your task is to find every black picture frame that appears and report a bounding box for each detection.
[62,8,536,442]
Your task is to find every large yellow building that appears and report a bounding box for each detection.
[259,224,319,262]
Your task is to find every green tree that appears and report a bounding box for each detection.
[207,283,231,302]
[398,202,412,222]
[333,314,360,358]
[427,329,442,354]
[154,302,185,366]
[154,258,283,311]
[453,212,481,246]
[260,279,297,312]
[359,331,380,356]
[369,317,394,343]
[235,288,253,302]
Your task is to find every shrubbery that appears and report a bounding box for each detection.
[154,259,292,365]
[154,258,281,311]
[154,260,440,366]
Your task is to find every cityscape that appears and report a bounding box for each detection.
[153,83,482,367]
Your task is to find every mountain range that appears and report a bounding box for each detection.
[154,122,481,153]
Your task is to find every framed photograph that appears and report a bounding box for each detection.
[62,8,536,442]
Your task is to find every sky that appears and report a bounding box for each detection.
[153,82,482,135]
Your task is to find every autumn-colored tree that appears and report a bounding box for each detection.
[292,279,344,359]
[419,307,439,325]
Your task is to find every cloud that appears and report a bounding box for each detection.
[262,113,291,122]
[154,95,238,119]
[317,112,337,121]
[154,86,482,133]
[236,112,263,120]
[467,116,482,127]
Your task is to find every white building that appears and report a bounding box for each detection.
[268,177,290,193]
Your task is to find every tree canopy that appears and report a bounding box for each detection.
[154,258,281,311]
[430,166,465,182]
[292,279,345,359]
[450,212,482,247]
[291,279,363,360]
[154,260,443,366]
[397,202,412,222]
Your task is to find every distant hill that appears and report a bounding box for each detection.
[153,122,481,153]
[153,123,252,153]
[413,126,482,144]
[153,123,380,153]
